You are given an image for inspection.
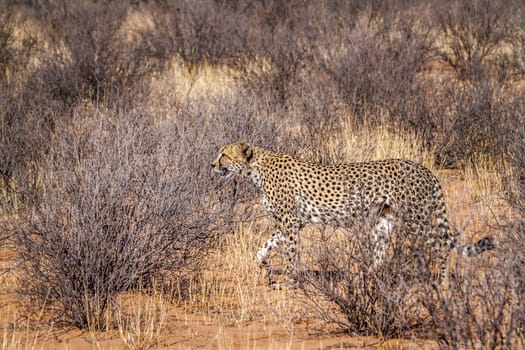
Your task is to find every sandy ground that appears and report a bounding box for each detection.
[8,311,435,349]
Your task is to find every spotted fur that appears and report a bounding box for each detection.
[211,142,496,286]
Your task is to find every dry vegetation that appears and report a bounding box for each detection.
[0,0,524,348]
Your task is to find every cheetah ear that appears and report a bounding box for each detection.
[242,143,253,163]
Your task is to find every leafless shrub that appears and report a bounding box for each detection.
[299,204,432,338]
[0,10,38,213]
[299,194,523,346]
[25,0,166,108]
[498,100,525,347]
[435,0,518,81]
[320,5,435,125]
[146,0,252,67]
[0,10,34,84]
[514,6,525,77]
[421,236,524,349]
[429,79,522,167]
[1,0,168,212]
[419,109,525,348]
[7,105,220,328]
[145,0,524,170]
[505,99,525,219]
[2,0,525,339]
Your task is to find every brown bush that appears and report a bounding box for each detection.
[320,6,435,124]
[429,79,523,167]
[0,9,37,213]
[422,236,524,349]
[302,220,429,339]
[435,0,519,81]
[23,1,167,108]
[416,108,525,348]
[298,208,432,338]
[10,112,198,328]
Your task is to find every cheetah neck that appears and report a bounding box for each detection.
[245,146,271,189]
[245,146,295,192]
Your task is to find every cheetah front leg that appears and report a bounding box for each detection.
[256,229,286,285]
[257,215,302,288]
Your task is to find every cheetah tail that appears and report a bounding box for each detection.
[457,236,498,258]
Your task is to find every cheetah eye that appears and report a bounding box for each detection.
[219,153,231,166]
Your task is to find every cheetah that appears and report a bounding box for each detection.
[211,142,496,286]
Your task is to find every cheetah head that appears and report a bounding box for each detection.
[211,142,254,178]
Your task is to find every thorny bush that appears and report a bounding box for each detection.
[298,208,432,338]
[10,106,242,328]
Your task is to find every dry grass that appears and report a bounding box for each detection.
[0,301,53,350]
[115,288,171,350]
[328,120,437,168]
[148,58,237,119]
[187,221,305,326]
[464,154,512,205]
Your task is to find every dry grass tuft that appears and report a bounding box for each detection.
[116,287,171,350]
[187,221,305,327]
[328,120,436,169]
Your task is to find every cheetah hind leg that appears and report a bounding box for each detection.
[371,213,396,270]
[256,229,286,287]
